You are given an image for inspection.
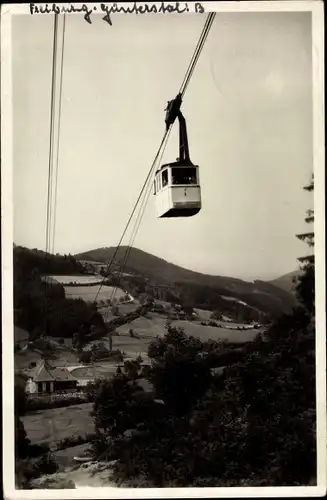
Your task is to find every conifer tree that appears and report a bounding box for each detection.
[295,174,315,315]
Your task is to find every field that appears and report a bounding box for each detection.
[48,275,129,302]
[49,275,102,285]
[108,312,262,357]
[22,403,94,447]
[173,320,262,343]
[64,284,127,302]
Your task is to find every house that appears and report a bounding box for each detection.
[26,360,78,394]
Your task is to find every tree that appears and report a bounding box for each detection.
[111,305,119,316]
[124,359,141,380]
[91,375,137,442]
[147,325,212,414]
[79,350,92,364]
[181,301,194,318]
[15,382,27,418]
[139,292,154,307]
[15,414,32,459]
[72,332,83,349]
[295,174,315,315]
[108,332,113,352]
[211,310,222,321]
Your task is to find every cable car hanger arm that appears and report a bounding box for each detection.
[164,93,192,165]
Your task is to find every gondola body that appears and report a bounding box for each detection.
[154,162,201,218]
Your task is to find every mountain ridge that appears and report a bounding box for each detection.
[269,270,300,294]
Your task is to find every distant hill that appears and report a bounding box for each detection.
[269,270,300,295]
[14,245,85,276]
[75,247,299,317]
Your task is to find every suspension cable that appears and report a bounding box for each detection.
[44,14,66,340]
[93,11,216,306]
[44,14,59,336]
[110,128,172,304]
[51,14,66,255]
[179,12,216,98]
[93,130,171,303]
[45,14,58,258]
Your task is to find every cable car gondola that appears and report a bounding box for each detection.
[154,94,201,218]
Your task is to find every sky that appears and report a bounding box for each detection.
[12,9,313,281]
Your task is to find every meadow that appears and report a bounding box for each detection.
[49,275,102,285]
[108,312,262,357]
[49,275,130,302]
[64,284,127,302]
[173,320,262,343]
[21,403,94,447]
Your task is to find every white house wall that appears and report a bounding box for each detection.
[26,378,37,394]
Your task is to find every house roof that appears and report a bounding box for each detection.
[51,367,77,382]
[33,360,77,383]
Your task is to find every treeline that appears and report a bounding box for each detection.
[14,245,105,341]
[14,245,85,276]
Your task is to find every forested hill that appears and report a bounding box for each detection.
[75,246,298,316]
[14,245,85,276]
[13,245,105,339]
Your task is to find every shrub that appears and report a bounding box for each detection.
[79,350,92,364]
[16,454,58,489]
[56,432,96,450]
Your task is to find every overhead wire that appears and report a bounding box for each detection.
[44,14,66,339]
[44,13,59,337]
[179,12,216,98]
[109,128,172,304]
[51,14,66,255]
[45,13,59,259]
[93,130,171,304]
[93,11,216,306]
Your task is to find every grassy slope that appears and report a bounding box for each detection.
[21,403,94,446]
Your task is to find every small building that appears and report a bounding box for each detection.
[26,360,78,394]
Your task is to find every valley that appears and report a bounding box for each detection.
[14,244,311,489]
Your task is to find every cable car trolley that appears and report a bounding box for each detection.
[154,94,201,218]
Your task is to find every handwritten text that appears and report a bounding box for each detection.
[29,2,205,25]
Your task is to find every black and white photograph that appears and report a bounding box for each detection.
[1,1,325,497]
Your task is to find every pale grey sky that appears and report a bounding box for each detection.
[12,11,313,281]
